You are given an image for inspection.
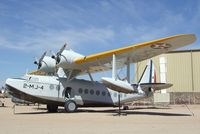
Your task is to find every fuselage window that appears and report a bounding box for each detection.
[102,91,106,96]
[56,85,60,91]
[96,90,100,96]
[79,88,83,94]
[84,89,88,94]
[49,84,54,90]
[90,89,94,95]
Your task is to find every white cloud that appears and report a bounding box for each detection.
[0,27,115,53]
[0,0,199,54]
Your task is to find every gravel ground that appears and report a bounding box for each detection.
[0,98,200,134]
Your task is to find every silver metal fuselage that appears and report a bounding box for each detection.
[5,75,147,107]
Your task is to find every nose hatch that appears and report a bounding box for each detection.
[5,78,25,92]
[5,78,14,87]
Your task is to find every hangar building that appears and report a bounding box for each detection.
[134,49,200,104]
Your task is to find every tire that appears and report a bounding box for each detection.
[122,105,129,110]
[47,104,58,113]
[64,100,77,113]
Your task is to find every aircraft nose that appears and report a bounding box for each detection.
[6,78,20,85]
[5,78,24,91]
[5,78,13,87]
[5,78,26,97]
[5,78,16,95]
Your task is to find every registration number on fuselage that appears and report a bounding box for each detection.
[23,83,44,90]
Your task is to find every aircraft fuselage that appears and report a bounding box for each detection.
[5,75,147,107]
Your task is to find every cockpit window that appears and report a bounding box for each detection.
[12,78,26,80]
[28,77,39,82]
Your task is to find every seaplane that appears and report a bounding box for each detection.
[5,34,196,112]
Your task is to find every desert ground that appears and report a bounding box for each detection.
[0,98,200,134]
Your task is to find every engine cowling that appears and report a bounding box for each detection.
[55,50,84,69]
[35,56,56,74]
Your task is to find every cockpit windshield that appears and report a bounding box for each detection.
[21,75,39,82]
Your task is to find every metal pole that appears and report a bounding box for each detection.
[118,92,121,116]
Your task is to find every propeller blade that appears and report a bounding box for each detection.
[57,43,67,55]
[39,51,47,63]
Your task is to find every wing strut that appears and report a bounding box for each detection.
[112,54,116,80]
[87,70,94,82]
[67,70,73,81]
[126,58,130,83]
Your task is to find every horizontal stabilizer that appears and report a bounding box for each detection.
[140,83,173,91]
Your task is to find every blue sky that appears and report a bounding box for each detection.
[0,0,200,86]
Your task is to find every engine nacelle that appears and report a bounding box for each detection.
[37,56,56,74]
[56,50,84,69]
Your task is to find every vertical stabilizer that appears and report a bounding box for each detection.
[138,60,156,84]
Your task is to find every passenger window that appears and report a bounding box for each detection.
[96,90,100,96]
[90,89,94,95]
[79,88,83,94]
[102,91,106,96]
[49,84,54,90]
[84,89,88,94]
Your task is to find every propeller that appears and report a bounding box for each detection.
[34,51,47,69]
[51,43,67,64]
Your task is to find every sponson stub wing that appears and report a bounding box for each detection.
[101,77,136,93]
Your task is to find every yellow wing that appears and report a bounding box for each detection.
[29,34,196,76]
[74,34,196,73]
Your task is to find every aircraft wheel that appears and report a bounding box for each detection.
[47,104,58,113]
[64,100,77,113]
[122,105,129,110]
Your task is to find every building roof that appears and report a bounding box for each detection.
[168,49,200,54]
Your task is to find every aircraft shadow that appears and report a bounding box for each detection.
[15,107,192,116]
[76,109,192,116]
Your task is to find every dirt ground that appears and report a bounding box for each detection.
[0,98,200,134]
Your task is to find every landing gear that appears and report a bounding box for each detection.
[122,105,129,110]
[114,92,127,116]
[64,100,77,113]
[47,104,58,113]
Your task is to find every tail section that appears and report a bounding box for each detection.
[101,59,172,95]
[138,59,172,93]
